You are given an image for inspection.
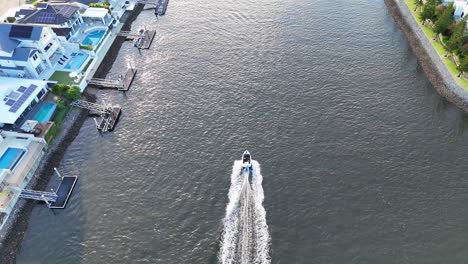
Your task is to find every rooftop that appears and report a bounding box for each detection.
[0,77,48,125]
[0,24,43,54]
[18,3,80,25]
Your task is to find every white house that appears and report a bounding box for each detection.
[0,77,49,128]
[14,2,85,41]
[0,24,65,79]
[0,130,47,230]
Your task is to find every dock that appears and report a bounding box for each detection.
[117,29,156,50]
[49,176,78,209]
[137,0,169,15]
[19,169,78,209]
[71,100,122,132]
[138,30,156,49]
[96,106,122,132]
[155,0,169,15]
[87,68,137,91]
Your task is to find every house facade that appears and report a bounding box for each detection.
[0,24,65,79]
[0,130,47,230]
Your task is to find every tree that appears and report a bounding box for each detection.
[447,19,466,52]
[420,3,436,24]
[434,3,455,36]
[65,86,80,101]
[58,84,70,95]
[457,56,468,77]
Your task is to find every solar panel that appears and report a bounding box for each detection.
[5,99,15,106]
[17,86,27,92]
[9,25,33,39]
[35,13,56,23]
[36,2,48,8]
[8,84,38,113]
[60,6,76,18]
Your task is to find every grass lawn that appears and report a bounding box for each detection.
[404,0,468,90]
[49,71,76,85]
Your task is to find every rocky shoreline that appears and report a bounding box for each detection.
[385,0,468,112]
[0,4,144,263]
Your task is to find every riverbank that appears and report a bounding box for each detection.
[0,4,145,263]
[384,0,468,112]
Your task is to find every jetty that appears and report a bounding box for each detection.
[71,100,122,132]
[19,168,77,209]
[117,29,156,49]
[87,68,137,91]
[137,0,169,15]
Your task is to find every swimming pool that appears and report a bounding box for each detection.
[81,30,106,47]
[0,148,26,171]
[64,53,89,70]
[33,102,57,123]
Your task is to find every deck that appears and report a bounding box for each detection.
[87,68,137,91]
[49,176,78,209]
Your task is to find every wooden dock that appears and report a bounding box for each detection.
[71,100,122,132]
[96,107,121,132]
[137,30,156,49]
[87,68,137,91]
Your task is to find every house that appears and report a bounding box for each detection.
[0,77,49,128]
[0,23,65,79]
[14,3,85,41]
[443,0,468,20]
[0,130,47,230]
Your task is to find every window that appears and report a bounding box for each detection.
[44,42,53,52]
[37,88,46,99]
[32,53,38,60]
[35,63,44,75]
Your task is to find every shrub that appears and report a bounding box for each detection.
[51,83,71,96]
[460,43,468,56]
[57,100,66,110]
[51,84,61,94]
[89,3,110,10]
[79,44,93,50]
[32,0,42,7]
[58,83,70,95]
[6,17,15,23]
[65,86,80,101]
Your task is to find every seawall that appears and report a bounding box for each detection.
[384,0,468,112]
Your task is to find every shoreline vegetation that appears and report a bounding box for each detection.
[0,4,144,263]
[404,0,468,90]
[385,0,468,112]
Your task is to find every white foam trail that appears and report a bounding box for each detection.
[219,160,270,264]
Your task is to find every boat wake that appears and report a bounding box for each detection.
[219,160,270,264]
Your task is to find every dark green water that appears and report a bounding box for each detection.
[16,0,468,263]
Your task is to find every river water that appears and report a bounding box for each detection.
[15,0,468,263]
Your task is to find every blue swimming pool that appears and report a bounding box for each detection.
[81,30,106,47]
[64,53,89,70]
[0,148,26,171]
[33,102,57,123]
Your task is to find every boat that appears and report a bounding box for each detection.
[242,150,253,184]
